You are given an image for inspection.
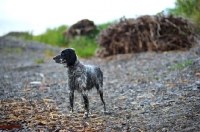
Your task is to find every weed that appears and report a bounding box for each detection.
[3,47,11,52]
[168,60,192,71]
[153,76,159,80]
[3,47,22,53]
[45,49,55,57]
[13,48,22,53]
[97,22,114,31]
[68,36,98,58]
[23,25,68,47]
[35,59,45,64]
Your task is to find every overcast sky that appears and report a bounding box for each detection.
[0,0,176,36]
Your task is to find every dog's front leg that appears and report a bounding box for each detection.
[82,93,89,118]
[69,90,74,113]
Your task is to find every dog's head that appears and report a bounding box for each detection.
[53,48,77,67]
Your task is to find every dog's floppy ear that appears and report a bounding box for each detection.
[66,48,77,67]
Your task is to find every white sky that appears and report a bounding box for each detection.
[0,0,176,36]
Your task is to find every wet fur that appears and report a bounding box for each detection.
[53,48,106,118]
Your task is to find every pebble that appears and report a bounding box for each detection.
[1,37,200,131]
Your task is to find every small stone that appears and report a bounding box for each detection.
[192,87,198,91]
[105,128,112,132]
[163,95,169,100]
[196,81,200,85]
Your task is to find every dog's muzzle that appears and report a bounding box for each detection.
[53,55,66,64]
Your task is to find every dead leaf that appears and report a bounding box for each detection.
[21,97,26,101]
[196,72,200,76]
[39,86,49,90]
[97,122,102,125]
[75,125,83,129]
[90,97,98,102]
[118,96,126,100]
[48,121,57,125]
[110,79,118,84]
[43,98,52,102]
[0,124,22,130]
[118,106,123,110]
[23,88,31,92]
[9,115,17,120]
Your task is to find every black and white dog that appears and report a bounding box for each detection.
[53,48,106,118]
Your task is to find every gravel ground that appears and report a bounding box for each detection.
[0,37,200,131]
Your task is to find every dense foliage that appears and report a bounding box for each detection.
[168,0,200,32]
[24,25,67,47]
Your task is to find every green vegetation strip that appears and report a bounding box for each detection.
[168,60,192,71]
[22,22,113,58]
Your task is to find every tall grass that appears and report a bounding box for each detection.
[68,36,98,58]
[23,22,114,58]
[168,0,200,32]
[25,25,67,47]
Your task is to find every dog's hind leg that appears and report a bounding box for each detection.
[96,82,106,112]
[98,89,111,115]
[82,93,89,118]
[99,89,106,112]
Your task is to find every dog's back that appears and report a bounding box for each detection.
[85,65,103,91]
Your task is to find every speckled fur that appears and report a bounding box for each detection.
[53,48,106,118]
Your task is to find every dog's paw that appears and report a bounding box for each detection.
[83,113,89,119]
[66,114,73,118]
[66,111,76,118]
[103,110,111,115]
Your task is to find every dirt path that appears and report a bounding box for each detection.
[0,37,200,131]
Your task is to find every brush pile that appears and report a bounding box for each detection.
[96,15,198,57]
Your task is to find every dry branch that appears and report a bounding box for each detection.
[96,15,198,57]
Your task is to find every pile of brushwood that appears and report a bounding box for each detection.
[96,14,198,57]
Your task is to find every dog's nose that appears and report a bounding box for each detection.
[53,56,57,60]
[53,55,61,60]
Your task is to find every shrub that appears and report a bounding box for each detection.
[68,36,97,58]
[33,25,67,47]
[168,0,200,32]
[22,22,114,58]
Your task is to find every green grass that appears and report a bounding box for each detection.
[167,0,200,33]
[13,48,23,53]
[33,25,67,47]
[45,49,55,57]
[97,22,114,31]
[22,22,114,58]
[168,60,192,71]
[68,36,98,58]
[3,47,22,53]
[35,59,45,64]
